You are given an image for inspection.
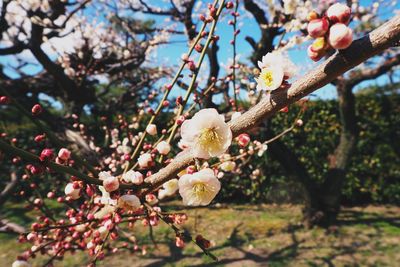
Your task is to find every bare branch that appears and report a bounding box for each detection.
[347,53,400,88]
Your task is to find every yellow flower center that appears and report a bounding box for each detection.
[198,128,222,153]
[192,182,211,201]
[193,183,207,194]
[312,37,326,51]
[260,69,274,87]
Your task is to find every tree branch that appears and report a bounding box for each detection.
[347,53,400,88]
[0,172,18,206]
[142,15,400,193]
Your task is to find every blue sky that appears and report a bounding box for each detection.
[1,0,399,107]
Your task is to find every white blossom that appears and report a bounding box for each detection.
[146,124,157,135]
[178,168,221,206]
[95,186,117,206]
[158,179,179,199]
[116,138,132,154]
[122,170,143,185]
[180,109,232,159]
[220,161,236,172]
[138,153,152,168]
[156,141,171,155]
[99,171,119,192]
[12,260,31,267]
[118,194,141,211]
[64,183,80,200]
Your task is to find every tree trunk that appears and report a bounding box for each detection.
[303,82,358,227]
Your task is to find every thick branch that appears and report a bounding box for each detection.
[143,15,400,192]
[244,0,280,64]
[347,53,400,87]
[230,15,400,134]
[243,0,268,26]
[0,42,26,55]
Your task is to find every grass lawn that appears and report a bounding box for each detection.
[1,203,399,266]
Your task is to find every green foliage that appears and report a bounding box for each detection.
[218,90,400,205]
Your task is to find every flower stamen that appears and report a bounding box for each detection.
[198,127,222,153]
[260,69,274,87]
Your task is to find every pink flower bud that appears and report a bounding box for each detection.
[328,23,353,49]
[307,18,329,38]
[0,96,10,105]
[296,119,304,127]
[86,185,95,197]
[27,232,37,241]
[103,176,120,192]
[31,104,43,116]
[175,236,185,248]
[33,198,42,206]
[226,2,234,9]
[146,124,157,136]
[280,106,289,113]
[58,148,71,161]
[145,193,158,205]
[327,3,351,24]
[196,234,211,249]
[194,44,203,52]
[162,100,170,107]
[176,96,183,105]
[176,115,185,125]
[39,148,54,162]
[209,7,216,17]
[188,61,196,72]
[237,133,250,147]
[34,134,46,143]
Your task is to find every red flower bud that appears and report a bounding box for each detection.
[196,234,211,249]
[34,134,46,143]
[58,148,71,161]
[237,133,250,147]
[30,165,44,175]
[188,61,196,72]
[176,96,183,105]
[0,96,10,105]
[176,115,186,125]
[39,148,54,162]
[31,104,43,116]
[194,44,203,52]
[226,2,234,9]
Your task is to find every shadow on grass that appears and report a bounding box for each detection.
[338,209,400,229]
[138,207,400,267]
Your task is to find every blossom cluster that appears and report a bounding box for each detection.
[307,3,353,61]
